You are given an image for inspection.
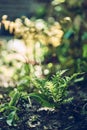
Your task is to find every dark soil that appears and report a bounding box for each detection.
[0,83,87,130]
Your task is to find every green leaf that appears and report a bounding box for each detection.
[9,90,20,106]
[0,103,17,112]
[7,110,17,126]
[83,44,87,58]
[0,103,9,112]
[29,93,55,108]
[24,63,30,74]
[59,69,68,76]
[74,77,84,82]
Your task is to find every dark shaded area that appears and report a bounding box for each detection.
[0,0,45,20]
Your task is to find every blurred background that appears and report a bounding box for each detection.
[0,0,51,20]
[0,0,87,87]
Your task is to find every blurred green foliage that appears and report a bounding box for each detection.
[0,0,87,84]
[47,0,87,74]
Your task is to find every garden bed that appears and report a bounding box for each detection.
[0,82,87,130]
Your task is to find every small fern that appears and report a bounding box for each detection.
[29,70,84,108]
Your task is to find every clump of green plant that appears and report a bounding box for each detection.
[0,89,28,126]
[0,70,84,126]
[29,70,84,108]
[0,89,20,126]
